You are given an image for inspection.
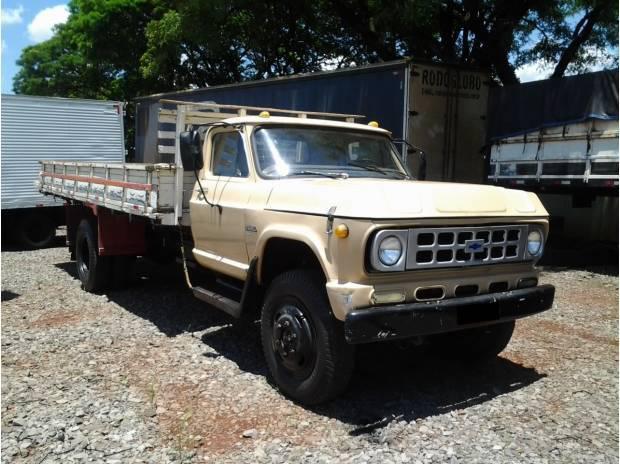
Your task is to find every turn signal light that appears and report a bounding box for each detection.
[334,224,349,238]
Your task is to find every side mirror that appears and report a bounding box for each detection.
[403,146,427,181]
[393,138,427,180]
[179,130,203,171]
[417,150,427,181]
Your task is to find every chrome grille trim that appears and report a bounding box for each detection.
[405,225,529,270]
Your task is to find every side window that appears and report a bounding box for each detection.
[211,132,249,177]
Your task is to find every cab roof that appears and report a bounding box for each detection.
[220,115,392,135]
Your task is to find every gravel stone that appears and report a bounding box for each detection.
[1,242,618,463]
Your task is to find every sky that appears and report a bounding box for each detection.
[1,1,69,94]
[0,3,616,94]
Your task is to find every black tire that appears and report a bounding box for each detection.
[75,219,111,293]
[261,270,355,405]
[431,320,516,362]
[17,212,55,249]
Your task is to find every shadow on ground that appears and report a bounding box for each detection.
[2,235,67,252]
[319,352,544,435]
[542,264,618,277]
[1,290,20,302]
[55,258,546,433]
[55,259,232,337]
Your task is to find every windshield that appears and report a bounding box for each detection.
[252,126,409,179]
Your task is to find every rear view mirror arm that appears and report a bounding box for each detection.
[392,138,427,181]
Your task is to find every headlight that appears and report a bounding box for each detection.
[370,230,408,271]
[527,229,543,256]
[378,236,403,266]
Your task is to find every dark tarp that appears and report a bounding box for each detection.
[487,68,619,141]
[133,61,408,163]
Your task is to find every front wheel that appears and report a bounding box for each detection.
[261,270,355,405]
[430,320,516,362]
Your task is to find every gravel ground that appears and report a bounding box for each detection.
[1,241,618,463]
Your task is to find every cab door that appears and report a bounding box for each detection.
[190,129,253,279]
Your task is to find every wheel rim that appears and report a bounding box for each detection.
[271,303,316,380]
[77,236,91,278]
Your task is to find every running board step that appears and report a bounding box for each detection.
[215,278,243,295]
[192,286,242,318]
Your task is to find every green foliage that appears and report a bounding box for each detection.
[515,0,619,77]
[139,0,349,86]
[13,0,618,100]
[14,0,164,99]
[13,36,87,97]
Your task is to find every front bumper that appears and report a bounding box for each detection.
[344,284,555,344]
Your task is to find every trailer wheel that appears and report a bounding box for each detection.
[17,211,55,249]
[261,270,355,405]
[75,219,111,293]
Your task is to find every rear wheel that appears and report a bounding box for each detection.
[75,219,111,293]
[431,320,515,361]
[17,211,55,249]
[261,270,355,405]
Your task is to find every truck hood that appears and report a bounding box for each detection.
[265,178,547,219]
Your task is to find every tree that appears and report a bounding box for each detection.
[14,0,163,98]
[317,0,618,85]
[528,0,618,78]
[13,0,618,101]
[14,0,169,157]
[139,0,350,86]
[13,35,88,97]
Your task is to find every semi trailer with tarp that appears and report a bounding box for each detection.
[486,69,619,252]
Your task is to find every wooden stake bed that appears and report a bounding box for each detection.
[38,160,194,225]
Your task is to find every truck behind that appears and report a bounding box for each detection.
[1,95,125,248]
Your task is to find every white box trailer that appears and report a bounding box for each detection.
[1,95,125,247]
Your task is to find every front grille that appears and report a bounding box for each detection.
[405,225,528,270]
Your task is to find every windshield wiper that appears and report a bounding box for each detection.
[347,162,390,176]
[286,170,349,179]
[347,162,410,179]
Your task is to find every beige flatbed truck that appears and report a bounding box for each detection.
[39,101,555,404]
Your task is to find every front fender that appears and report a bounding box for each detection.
[254,224,336,284]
